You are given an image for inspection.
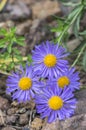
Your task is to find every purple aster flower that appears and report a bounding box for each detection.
[32,41,69,78]
[49,67,80,92]
[35,86,77,123]
[6,65,42,102]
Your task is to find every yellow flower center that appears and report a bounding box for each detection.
[44,54,57,67]
[48,96,63,110]
[18,77,32,90]
[57,76,70,88]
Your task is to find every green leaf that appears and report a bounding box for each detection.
[79,30,86,35]
[0,43,5,48]
[11,37,16,43]
[3,52,10,59]
[10,27,16,33]
[13,48,21,55]
[15,54,23,61]
[62,2,80,7]
[0,39,4,43]
[52,15,66,22]
[16,37,25,46]
[7,43,12,53]
[82,51,86,71]
[51,27,59,32]
[73,13,81,37]
[10,62,15,69]
[0,28,7,35]
[0,63,6,70]
[51,17,66,33]
[28,54,32,63]
[17,37,25,41]
[68,5,82,20]
[17,41,25,46]
[58,0,69,1]
[0,39,5,46]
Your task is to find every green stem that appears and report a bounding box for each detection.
[71,44,86,67]
[58,5,83,44]
[11,50,16,72]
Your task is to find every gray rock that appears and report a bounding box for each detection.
[16,20,32,35]
[7,108,17,116]
[75,90,86,115]
[0,110,6,126]
[60,114,86,130]
[19,113,28,125]
[0,96,9,110]
[32,0,61,21]
[6,1,32,21]
[2,126,16,130]
[30,117,43,130]
[42,119,60,130]
[66,39,81,52]
[6,115,18,124]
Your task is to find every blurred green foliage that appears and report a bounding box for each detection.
[0,27,32,73]
[51,0,86,71]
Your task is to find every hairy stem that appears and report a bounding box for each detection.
[71,44,86,67]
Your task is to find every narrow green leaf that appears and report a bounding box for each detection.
[73,13,81,37]
[62,2,80,7]
[15,54,22,61]
[79,30,86,35]
[28,54,32,63]
[68,5,82,20]
[82,51,86,71]
[10,27,16,33]
[17,37,25,41]
[7,43,12,53]
[3,52,10,59]
[0,28,7,35]
[0,39,5,44]
[10,62,15,69]
[13,48,21,55]
[17,41,25,46]
[16,37,25,46]
[0,43,5,48]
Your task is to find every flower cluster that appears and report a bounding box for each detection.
[6,41,80,123]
